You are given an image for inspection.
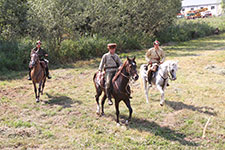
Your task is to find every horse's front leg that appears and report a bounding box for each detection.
[124,98,133,124]
[32,82,38,102]
[156,84,165,106]
[115,100,120,126]
[41,78,46,95]
[101,94,107,116]
[95,86,102,115]
[143,77,150,103]
[37,81,42,103]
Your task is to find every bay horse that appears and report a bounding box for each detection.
[30,53,47,103]
[140,60,178,106]
[93,57,139,125]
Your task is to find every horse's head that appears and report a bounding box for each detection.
[168,61,178,80]
[125,56,139,81]
[30,53,39,67]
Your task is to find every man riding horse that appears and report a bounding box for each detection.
[28,40,51,80]
[98,43,123,105]
[145,40,165,86]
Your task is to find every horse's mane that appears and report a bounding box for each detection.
[161,60,177,67]
[112,60,128,82]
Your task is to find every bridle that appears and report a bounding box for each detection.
[114,61,137,96]
[121,72,130,79]
[159,64,175,81]
[31,53,39,67]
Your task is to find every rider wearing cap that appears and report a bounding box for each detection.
[98,43,123,105]
[145,40,165,86]
[28,40,51,80]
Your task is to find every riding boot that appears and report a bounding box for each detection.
[46,67,52,79]
[106,88,113,105]
[28,68,31,80]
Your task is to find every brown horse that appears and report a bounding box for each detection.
[30,53,46,103]
[93,57,139,125]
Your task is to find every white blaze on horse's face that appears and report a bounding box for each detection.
[128,58,139,81]
[31,53,38,67]
[169,62,178,80]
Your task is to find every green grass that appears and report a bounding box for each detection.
[0,33,225,149]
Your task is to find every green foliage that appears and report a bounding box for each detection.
[222,0,225,12]
[2,0,225,71]
[59,35,108,62]
[0,0,28,40]
[26,0,181,50]
[158,16,225,43]
[0,39,33,71]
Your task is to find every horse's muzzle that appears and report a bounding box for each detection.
[31,61,36,67]
[133,74,139,81]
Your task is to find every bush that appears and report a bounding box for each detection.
[158,16,225,43]
[59,35,109,62]
[0,39,33,71]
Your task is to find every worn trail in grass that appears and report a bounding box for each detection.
[0,34,225,149]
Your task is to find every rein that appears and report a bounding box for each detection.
[159,64,173,81]
[121,72,130,79]
[113,65,131,96]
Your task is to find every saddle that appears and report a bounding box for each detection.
[96,71,105,88]
[145,64,159,78]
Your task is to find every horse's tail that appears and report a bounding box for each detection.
[139,64,148,91]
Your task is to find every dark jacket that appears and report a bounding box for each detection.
[30,47,48,60]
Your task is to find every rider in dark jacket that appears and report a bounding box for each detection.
[28,40,51,80]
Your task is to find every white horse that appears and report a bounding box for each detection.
[140,60,178,106]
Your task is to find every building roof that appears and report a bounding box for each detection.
[182,0,221,7]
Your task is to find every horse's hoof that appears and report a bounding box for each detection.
[36,99,40,103]
[108,101,113,105]
[101,113,105,116]
[117,123,121,127]
[96,111,100,115]
[125,120,129,125]
[160,103,163,106]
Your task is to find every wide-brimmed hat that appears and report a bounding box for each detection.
[153,40,160,45]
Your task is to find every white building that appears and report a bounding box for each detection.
[181,0,222,16]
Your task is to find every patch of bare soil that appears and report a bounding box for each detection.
[0,126,38,138]
[205,65,225,76]
[161,110,184,128]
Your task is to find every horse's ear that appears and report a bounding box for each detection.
[127,56,131,61]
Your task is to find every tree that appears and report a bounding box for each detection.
[0,0,28,40]
[221,0,225,14]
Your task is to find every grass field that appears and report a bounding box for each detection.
[0,33,225,149]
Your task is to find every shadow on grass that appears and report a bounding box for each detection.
[165,100,217,116]
[44,93,82,108]
[108,114,198,146]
